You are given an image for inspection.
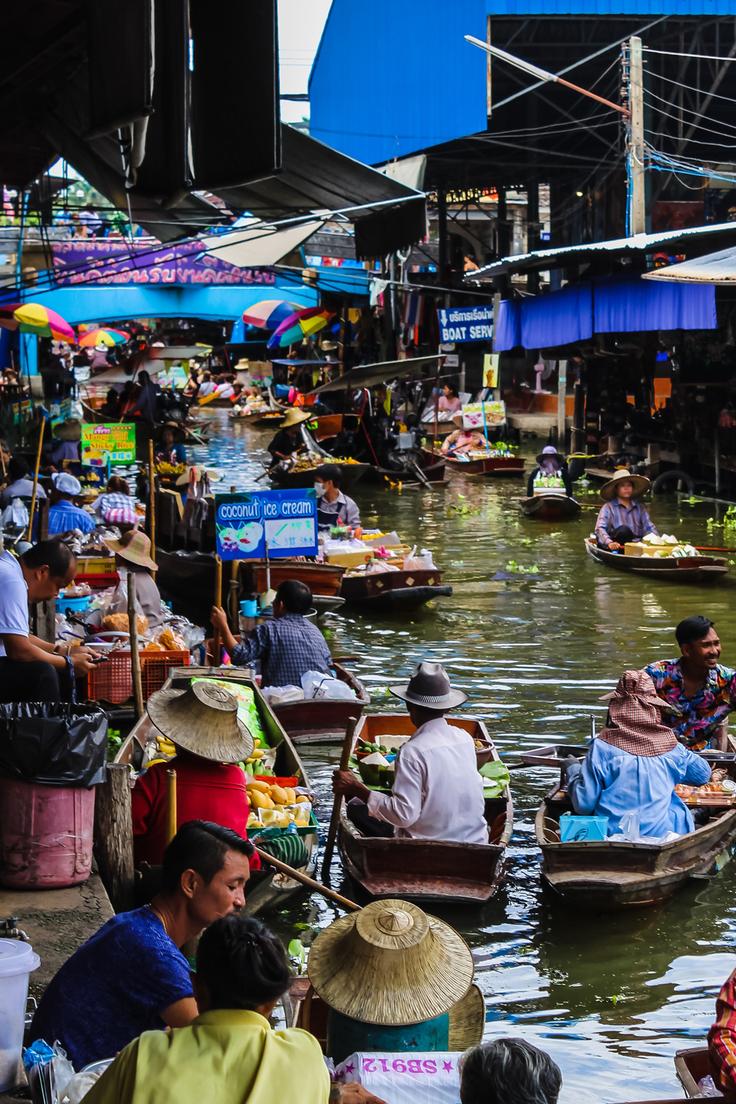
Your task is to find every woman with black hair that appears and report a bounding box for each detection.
[460,1038,562,1104]
[83,912,330,1104]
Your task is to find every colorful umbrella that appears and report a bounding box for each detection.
[0,302,75,343]
[267,307,334,350]
[242,299,302,330]
[79,327,130,348]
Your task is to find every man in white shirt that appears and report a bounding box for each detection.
[333,662,488,845]
[0,457,47,506]
[0,540,96,702]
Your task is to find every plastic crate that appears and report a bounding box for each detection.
[76,556,116,574]
[85,650,190,705]
[75,572,118,590]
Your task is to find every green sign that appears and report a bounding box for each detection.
[81,423,136,466]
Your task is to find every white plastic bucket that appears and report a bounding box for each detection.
[0,938,40,1092]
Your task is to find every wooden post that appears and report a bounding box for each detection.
[26,416,45,542]
[147,438,157,560]
[94,763,135,912]
[321,715,358,879]
[127,573,144,718]
[212,555,223,664]
[228,559,240,629]
[166,769,177,843]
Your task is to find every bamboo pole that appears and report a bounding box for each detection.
[255,846,360,912]
[228,559,240,629]
[147,438,156,560]
[25,416,45,542]
[212,555,223,664]
[127,573,144,718]
[166,769,178,844]
[321,715,358,879]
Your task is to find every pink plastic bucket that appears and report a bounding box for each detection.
[0,777,95,889]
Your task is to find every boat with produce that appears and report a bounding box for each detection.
[535,761,736,910]
[115,667,319,916]
[584,536,729,583]
[268,454,370,490]
[338,713,513,904]
[423,445,524,478]
[339,566,453,611]
[270,662,370,744]
[520,493,581,520]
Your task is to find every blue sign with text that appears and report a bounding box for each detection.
[437,304,493,344]
[214,489,318,561]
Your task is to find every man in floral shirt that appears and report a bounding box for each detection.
[646,615,736,751]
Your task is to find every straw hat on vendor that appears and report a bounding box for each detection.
[308,898,483,1047]
[599,468,650,501]
[535,443,566,467]
[105,529,157,572]
[279,408,311,430]
[147,681,254,763]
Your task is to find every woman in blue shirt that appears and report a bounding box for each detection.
[48,472,96,536]
[566,670,711,838]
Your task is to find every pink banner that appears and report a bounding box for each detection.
[51,239,275,288]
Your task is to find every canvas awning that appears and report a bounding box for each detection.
[642,246,736,285]
[308,355,444,396]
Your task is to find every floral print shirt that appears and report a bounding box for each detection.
[645,658,736,750]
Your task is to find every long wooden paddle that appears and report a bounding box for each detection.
[695,545,736,554]
[255,845,360,912]
[25,416,45,542]
[321,714,359,879]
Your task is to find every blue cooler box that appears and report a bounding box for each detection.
[559,813,608,843]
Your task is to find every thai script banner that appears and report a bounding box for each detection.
[51,239,276,287]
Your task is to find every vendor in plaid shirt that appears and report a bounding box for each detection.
[646,616,736,752]
[709,966,736,1097]
[210,579,333,687]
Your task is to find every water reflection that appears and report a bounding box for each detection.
[194,412,736,1102]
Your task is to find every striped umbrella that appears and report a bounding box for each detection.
[267,306,334,350]
[242,299,302,330]
[79,327,130,348]
[0,302,75,343]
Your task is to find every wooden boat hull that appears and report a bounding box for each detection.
[269,462,370,490]
[584,537,729,583]
[339,713,512,904]
[675,1047,723,1099]
[536,787,736,910]
[360,456,448,487]
[272,662,369,744]
[116,668,318,916]
[520,494,581,520]
[340,568,452,611]
[423,448,524,478]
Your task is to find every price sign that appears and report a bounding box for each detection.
[81,423,136,466]
[461,401,506,429]
[214,489,318,561]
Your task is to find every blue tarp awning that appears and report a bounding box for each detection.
[494,276,717,352]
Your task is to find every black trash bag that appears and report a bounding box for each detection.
[0,702,108,787]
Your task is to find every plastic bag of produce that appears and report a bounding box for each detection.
[302,671,357,701]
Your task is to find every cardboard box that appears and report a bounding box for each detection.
[624,542,675,557]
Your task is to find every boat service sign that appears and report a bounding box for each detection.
[215,489,318,561]
[437,304,493,344]
[81,423,136,466]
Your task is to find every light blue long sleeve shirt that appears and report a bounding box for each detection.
[566,738,711,838]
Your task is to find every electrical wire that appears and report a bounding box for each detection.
[643,47,736,62]
[642,87,736,137]
[644,68,736,108]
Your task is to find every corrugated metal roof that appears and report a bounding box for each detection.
[308,0,487,166]
[486,1,736,11]
[643,246,736,284]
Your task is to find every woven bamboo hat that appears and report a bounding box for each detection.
[280,408,311,429]
[104,530,157,572]
[147,681,254,763]
[307,899,473,1026]
[599,468,650,501]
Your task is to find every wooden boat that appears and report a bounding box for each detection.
[520,493,581,520]
[422,447,524,478]
[240,558,345,598]
[536,769,736,910]
[340,567,452,611]
[271,662,370,744]
[268,460,370,490]
[115,667,319,916]
[584,537,729,583]
[674,1047,723,1099]
[360,452,448,488]
[338,712,513,904]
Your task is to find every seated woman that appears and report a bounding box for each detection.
[132,680,259,869]
[104,530,165,627]
[156,422,187,464]
[30,821,252,1069]
[526,445,573,497]
[565,670,711,838]
[461,1038,562,1104]
[440,427,485,456]
[594,469,658,551]
[82,913,330,1104]
[709,965,736,1099]
[95,475,138,530]
[438,383,462,415]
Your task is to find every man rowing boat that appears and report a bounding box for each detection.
[332,661,488,844]
[645,615,736,751]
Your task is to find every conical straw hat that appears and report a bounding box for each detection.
[147,681,254,763]
[279,408,311,429]
[307,899,473,1026]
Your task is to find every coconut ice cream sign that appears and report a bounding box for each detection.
[215,490,318,560]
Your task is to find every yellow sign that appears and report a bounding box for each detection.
[81,423,136,466]
[483,353,499,389]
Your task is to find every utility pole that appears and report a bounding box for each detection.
[622,36,646,235]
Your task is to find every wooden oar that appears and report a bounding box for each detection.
[254,846,360,912]
[695,545,736,554]
[212,555,223,664]
[147,439,157,560]
[25,416,45,542]
[127,573,144,719]
[321,715,359,879]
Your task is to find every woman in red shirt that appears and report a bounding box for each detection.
[132,681,259,868]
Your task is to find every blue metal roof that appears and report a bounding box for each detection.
[309,0,487,166]
[486,1,736,10]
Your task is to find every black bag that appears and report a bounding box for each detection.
[0,702,108,787]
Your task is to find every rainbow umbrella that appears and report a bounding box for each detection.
[79,327,130,348]
[0,302,75,343]
[242,299,302,330]
[267,306,334,350]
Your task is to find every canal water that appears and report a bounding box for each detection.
[193,412,736,1103]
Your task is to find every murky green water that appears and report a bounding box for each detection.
[193,412,736,1103]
